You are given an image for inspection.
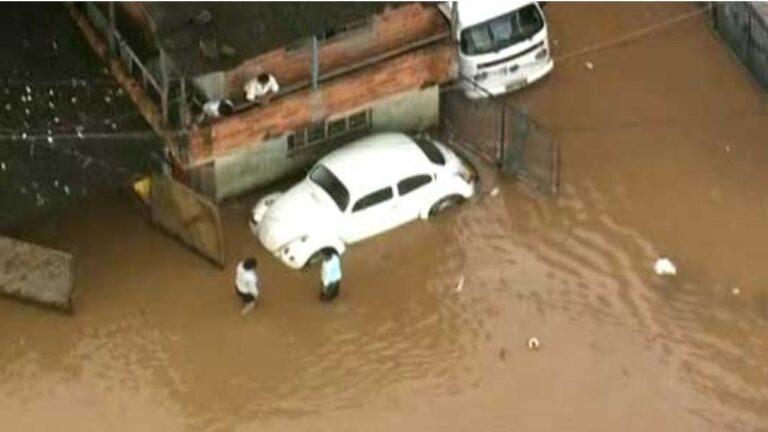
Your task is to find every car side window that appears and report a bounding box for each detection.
[352,187,393,212]
[397,174,432,196]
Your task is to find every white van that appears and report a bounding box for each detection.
[441,1,553,98]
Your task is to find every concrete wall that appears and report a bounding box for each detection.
[212,85,439,201]
[712,2,768,91]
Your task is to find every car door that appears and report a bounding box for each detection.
[394,173,435,223]
[340,186,398,243]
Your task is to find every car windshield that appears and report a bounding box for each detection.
[460,4,544,56]
[308,164,350,211]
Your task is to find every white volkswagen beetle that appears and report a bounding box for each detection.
[250,132,476,269]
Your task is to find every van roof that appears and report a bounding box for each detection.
[457,0,538,29]
[319,133,435,198]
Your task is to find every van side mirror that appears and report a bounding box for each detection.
[539,2,548,8]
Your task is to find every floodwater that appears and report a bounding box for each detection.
[2,3,768,431]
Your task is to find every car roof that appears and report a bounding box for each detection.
[319,133,436,198]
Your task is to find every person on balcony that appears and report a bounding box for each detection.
[244,73,279,102]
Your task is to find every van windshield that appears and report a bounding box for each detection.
[309,164,350,212]
[460,4,544,56]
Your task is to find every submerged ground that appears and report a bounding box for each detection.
[2,3,768,431]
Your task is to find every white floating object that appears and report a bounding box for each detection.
[104,95,112,103]
[25,85,31,94]
[76,130,84,139]
[54,179,59,187]
[527,337,540,350]
[63,185,70,195]
[47,136,53,144]
[455,276,465,293]
[654,257,677,276]
[725,145,731,153]
[585,61,594,70]
[48,89,54,96]
[54,116,60,123]
[48,101,55,109]
[21,132,27,140]
[732,287,740,296]
[70,96,77,104]
[111,123,117,130]
[489,187,500,197]
[4,103,10,111]
[24,108,30,116]
[1,162,6,171]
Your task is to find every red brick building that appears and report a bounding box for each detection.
[72,2,456,200]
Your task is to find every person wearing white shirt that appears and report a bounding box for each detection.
[244,73,279,102]
[235,257,259,306]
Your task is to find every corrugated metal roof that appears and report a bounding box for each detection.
[145,2,388,76]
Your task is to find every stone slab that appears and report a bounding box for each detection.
[0,236,74,312]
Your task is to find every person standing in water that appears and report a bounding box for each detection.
[235,257,259,313]
[320,251,342,301]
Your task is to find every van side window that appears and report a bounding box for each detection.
[352,187,393,212]
[397,174,432,196]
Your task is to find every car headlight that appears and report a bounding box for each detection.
[458,161,476,183]
[535,47,548,61]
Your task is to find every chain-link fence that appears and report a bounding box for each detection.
[438,78,559,196]
[712,2,768,92]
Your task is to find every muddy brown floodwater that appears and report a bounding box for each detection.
[2,3,768,432]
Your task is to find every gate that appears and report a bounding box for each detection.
[439,81,560,196]
[141,174,226,267]
[712,3,768,91]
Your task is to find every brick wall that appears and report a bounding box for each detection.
[187,42,454,164]
[223,3,448,100]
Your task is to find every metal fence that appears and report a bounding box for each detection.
[712,2,768,91]
[438,79,560,196]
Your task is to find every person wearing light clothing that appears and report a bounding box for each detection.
[320,251,342,301]
[235,257,259,311]
[244,73,279,102]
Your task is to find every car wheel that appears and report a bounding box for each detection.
[428,195,464,218]
[306,248,336,268]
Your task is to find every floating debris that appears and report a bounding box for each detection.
[4,103,10,111]
[52,40,58,51]
[63,185,70,195]
[489,187,500,197]
[48,101,55,109]
[76,129,84,139]
[455,275,465,293]
[70,96,78,104]
[111,123,118,130]
[48,89,54,97]
[47,135,53,144]
[21,132,27,140]
[116,88,124,96]
[25,85,31,94]
[654,257,677,276]
[104,95,112,104]
[24,108,30,116]
[585,61,594,70]
[53,116,60,124]
[527,337,541,350]
[54,179,59,188]
[1,162,6,171]
[725,144,731,153]
[732,286,741,296]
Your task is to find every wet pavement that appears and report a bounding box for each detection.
[2,3,768,432]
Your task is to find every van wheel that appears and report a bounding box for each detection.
[428,195,463,218]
